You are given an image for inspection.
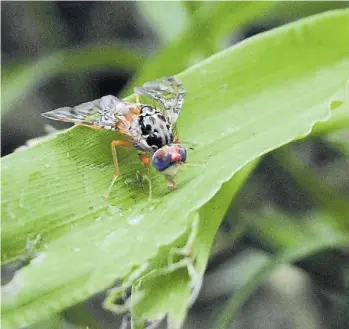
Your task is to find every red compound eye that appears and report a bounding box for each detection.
[171,153,181,162]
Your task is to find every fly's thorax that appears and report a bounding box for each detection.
[152,144,187,173]
[138,106,173,151]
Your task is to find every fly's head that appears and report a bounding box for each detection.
[152,144,187,189]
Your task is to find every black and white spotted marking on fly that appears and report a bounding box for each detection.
[138,106,174,150]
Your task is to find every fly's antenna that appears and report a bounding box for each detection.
[182,162,204,167]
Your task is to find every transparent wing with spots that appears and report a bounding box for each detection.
[134,77,186,127]
[41,95,130,130]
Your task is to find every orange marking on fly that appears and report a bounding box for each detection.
[130,107,141,115]
[139,154,151,167]
[41,76,187,198]
[173,135,181,144]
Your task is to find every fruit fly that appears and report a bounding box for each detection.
[41,77,187,198]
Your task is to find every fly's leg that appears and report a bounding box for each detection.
[182,162,205,167]
[138,153,152,201]
[105,140,132,199]
[165,175,177,190]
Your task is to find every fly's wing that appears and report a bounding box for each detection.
[41,95,129,130]
[42,95,153,152]
[134,77,186,127]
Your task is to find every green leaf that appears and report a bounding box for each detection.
[2,9,349,329]
[28,314,63,329]
[311,95,349,136]
[132,267,191,328]
[129,161,258,327]
[267,1,349,22]
[122,1,275,96]
[2,44,145,116]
